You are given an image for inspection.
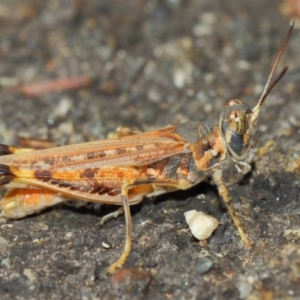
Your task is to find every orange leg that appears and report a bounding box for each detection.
[0,188,68,219]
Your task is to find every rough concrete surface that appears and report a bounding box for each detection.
[0,0,299,299]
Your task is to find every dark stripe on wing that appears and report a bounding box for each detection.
[0,164,15,185]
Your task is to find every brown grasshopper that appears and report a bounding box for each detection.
[0,21,294,273]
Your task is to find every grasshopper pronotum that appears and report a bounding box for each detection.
[0,21,294,273]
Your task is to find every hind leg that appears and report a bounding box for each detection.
[0,188,68,219]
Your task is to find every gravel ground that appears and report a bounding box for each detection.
[0,0,299,299]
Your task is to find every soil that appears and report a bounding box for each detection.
[0,0,299,299]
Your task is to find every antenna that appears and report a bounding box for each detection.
[251,19,294,122]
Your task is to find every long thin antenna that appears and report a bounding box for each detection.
[251,19,294,121]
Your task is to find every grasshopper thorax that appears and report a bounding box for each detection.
[219,99,257,164]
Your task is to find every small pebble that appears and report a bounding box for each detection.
[184,210,219,240]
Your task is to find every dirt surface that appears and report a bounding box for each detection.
[0,1,300,299]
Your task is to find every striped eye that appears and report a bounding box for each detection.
[226,110,248,135]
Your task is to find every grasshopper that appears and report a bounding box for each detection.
[0,21,294,273]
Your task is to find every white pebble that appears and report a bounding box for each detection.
[184,210,219,240]
[65,232,72,238]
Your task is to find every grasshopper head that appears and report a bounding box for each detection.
[219,20,293,170]
[220,99,258,165]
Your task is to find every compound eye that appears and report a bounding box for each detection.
[227,110,248,135]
